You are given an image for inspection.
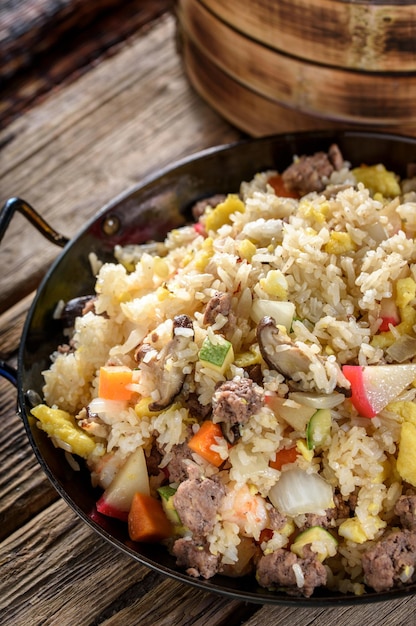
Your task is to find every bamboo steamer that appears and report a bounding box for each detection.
[180,34,416,138]
[200,0,416,72]
[175,0,416,136]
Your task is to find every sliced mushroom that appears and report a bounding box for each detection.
[257,316,311,378]
[59,295,96,328]
[134,342,156,363]
[256,316,350,395]
[203,291,232,326]
[147,314,195,411]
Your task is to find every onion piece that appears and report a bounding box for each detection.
[268,468,334,516]
[251,299,295,332]
[364,222,388,244]
[386,334,416,363]
[89,397,127,418]
[288,391,345,409]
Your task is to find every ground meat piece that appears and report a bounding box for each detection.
[186,393,212,420]
[173,537,220,579]
[244,363,263,386]
[281,144,343,196]
[164,441,194,483]
[145,445,163,476]
[395,495,416,531]
[191,194,227,221]
[348,491,358,512]
[362,529,416,592]
[203,291,232,326]
[173,477,225,539]
[212,377,264,444]
[302,493,350,529]
[213,377,264,427]
[268,507,288,532]
[256,546,327,597]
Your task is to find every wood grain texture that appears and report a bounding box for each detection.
[200,0,416,72]
[177,0,416,125]
[178,32,416,139]
[0,0,174,126]
[3,8,416,626]
[0,12,241,315]
[0,0,128,78]
[0,292,58,540]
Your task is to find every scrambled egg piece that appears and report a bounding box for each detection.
[396,277,416,309]
[237,238,257,262]
[204,194,245,231]
[324,231,356,255]
[338,515,386,544]
[260,269,288,299]
[298,199,329,224]
[389,401,416,487]
[31,404,95,458]
[353,164,401,197]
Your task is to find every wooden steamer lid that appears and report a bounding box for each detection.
[200,0,416,72]
[175,0,416,136]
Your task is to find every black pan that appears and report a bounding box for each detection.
[2,130,416,606]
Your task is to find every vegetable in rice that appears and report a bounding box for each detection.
[32,145,416,597]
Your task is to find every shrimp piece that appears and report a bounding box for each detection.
[220,483,269,540]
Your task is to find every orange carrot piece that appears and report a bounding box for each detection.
[267,174,299,199]
[259,528,274,543]
[188,420,225,467]
[128,492,173,542]
[269,446,299,470]
[98,366,134,401]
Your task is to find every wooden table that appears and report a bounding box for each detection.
[1,5,416,625]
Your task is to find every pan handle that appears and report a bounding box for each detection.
[0,361,18,387]
[0,197,69,247]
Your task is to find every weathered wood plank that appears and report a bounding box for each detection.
[244,596,416,626]
[0,12,241,314]
[0,500,162,623]
[0,291,33,357]
[0,0,173,125]
[0,499,260,626]
[0,291,58,539]
[97,577,255,626]
[0,373,58,540]
[3,495,415,625]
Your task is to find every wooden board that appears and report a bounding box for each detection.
[0,13,241,315]
[0,0,173,127]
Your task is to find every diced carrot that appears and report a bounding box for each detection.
[98,366,134,401]
[259,528,274,543]
[128,492,173,542]
[188,420,225,467]
[267,174,299,199]
[269,446,299,470]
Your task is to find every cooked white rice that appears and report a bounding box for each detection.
[35,151,416,597]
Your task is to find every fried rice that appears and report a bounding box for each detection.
[32,145,416,598]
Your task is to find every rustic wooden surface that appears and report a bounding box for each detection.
[1,6,416,626]
[0,0,172,127]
